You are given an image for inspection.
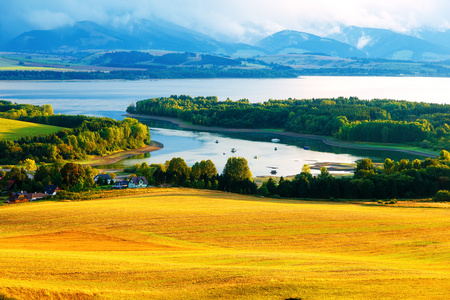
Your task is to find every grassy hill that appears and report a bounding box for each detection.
[0,188,449,299]
[0,118,64,140]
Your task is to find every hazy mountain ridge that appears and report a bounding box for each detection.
[2,19,450,62]
[256,30,366,57]
[328,26,450,61]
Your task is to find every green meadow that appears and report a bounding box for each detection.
[0,188,448,299]
[0,118,64,140]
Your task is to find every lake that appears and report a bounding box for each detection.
[98,120,425,176]
[0,77,442,175]
[1,76,450,119]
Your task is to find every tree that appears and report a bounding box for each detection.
[60,163,85,189]
[301,164,311,174]
[223,157,252,182]
[222,157,253,192]
[439,150,450,161]
[383,158,395,175]
[354,158,375,178]
[24,158,37,172]
[167,157,190,185]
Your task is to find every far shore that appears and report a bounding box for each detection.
[125,113,437,158]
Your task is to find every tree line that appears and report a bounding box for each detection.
[0,67,298,81]
[3,152,450,201]
[0,102,150,164]
[115,151,450,200]
[128,95,450,150]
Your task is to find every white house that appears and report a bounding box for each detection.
[128,176,148,188]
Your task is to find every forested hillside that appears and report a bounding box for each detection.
[128,95,450,150]
[0,101,150,164]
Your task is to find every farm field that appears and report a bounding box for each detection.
[0,188,449,299]
[0,118,64,140]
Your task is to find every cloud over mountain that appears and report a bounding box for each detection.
[2,0,450,44]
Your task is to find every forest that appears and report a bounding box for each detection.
[128,95,450,150]
[0,67,298,80]
[0,101,150,164]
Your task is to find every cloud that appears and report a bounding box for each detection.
[1,0,450,43]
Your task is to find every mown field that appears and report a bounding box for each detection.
[0,118,64,140]
[0,188,449,299]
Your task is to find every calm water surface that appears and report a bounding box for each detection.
[1,77,450,119]
[0,77,441,175]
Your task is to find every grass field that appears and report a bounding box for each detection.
[0,188,449,299]
[0,118,64,141]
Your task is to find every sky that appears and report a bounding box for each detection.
[1,0,450,44]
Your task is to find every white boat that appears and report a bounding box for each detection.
[271,138,280,143]
[254,155,259,159]
[231,148,237,153]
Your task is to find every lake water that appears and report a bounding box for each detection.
[101,120,424,176]
[0,77,442,176]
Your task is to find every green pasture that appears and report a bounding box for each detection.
[0,118,64,140]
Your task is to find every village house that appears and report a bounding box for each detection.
[6,191,51,204]
[44,184,60,196]
[6,191,31,203]
[94,174,112,185]
[113,180,129,189]
[128,176,148,188]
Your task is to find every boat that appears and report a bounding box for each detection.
[223,152,227,155]
[270,170,277,175]
[231,148,236,153]
[254,155,259,159]
[274,147,277,151]
[303,146,310,150]
[271,138,280,143]
[215,140,219,143]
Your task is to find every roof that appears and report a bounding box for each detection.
[8,191,31,201]
[115,180,129,185]
[129,176,148,185]
[44,184,59,194]
[95,174,112,180]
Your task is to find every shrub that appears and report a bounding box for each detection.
[433,190,450,202]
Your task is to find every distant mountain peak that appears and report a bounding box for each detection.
[329,26,450,60]
[256,29,365,57]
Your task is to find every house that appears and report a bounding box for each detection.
[113,180,129,189]
[94,174,112,185]
[44,185,60,196]
[7,191,31,203]
[128,176,148,188]
[29,193,48,201]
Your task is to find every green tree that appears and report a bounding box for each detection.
[167,157,190,185]
[222,157,252,182]
[222,157,253,192]
[439,150,450,161]
[60,163,85,189]
[355,158,375,178]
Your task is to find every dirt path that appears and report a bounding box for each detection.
[125,114,436,158]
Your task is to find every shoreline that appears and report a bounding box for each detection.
[80,141,164,167]
[125,114,436,158]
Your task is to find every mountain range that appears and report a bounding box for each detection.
[2,18,450,61]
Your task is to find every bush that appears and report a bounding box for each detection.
[433,190,450,202]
